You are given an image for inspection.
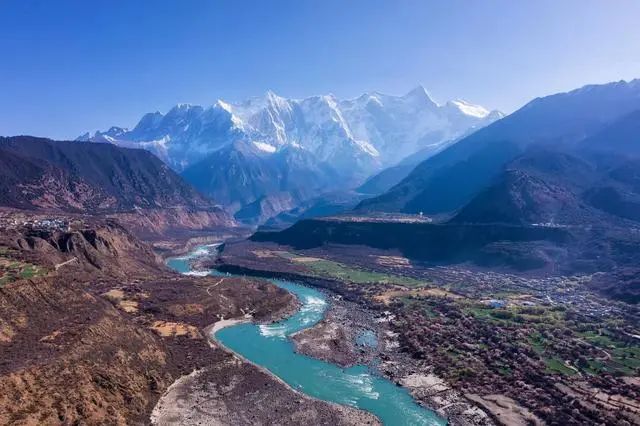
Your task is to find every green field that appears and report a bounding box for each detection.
[577,330,640,375]
[544,357,578,376]
[279,252,426,287]
[0,253,47,287]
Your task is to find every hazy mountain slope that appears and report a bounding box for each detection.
[582,158,640,223]
[356,163,417,196]
[581,109,640,156]
[449,151,602,225]
[450,106,640,227]
[356,80,640,215]
[181,141,339,216]
[356,130,481,195]
[261,191,369,229]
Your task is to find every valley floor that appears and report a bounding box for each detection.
[215,240,640,426]
[2,207,638,426]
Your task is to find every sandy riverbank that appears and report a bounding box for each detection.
[150,313,380,426]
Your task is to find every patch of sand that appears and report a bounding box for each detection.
[150,321,202,339]
[290,256,322,263]
[465,394,543,426]
[150,369,205,426]
[373,255,411,268]
[252,250,277,258]
[102,289,125,300]
[208,316,251,335]
[401,373,450,393]
[102,288,139,313]
[167,303,204,316]
[39,330,63,343]
[0,323,15,343]
[118,300,139,313]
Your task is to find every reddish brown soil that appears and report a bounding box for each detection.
[0,214,304,425]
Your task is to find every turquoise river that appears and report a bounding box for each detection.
[167,244,446,426]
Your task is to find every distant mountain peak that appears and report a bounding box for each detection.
[264,89,283,100]
[214,99,234,113]
[403,85,437,106]
[357,79,640,217]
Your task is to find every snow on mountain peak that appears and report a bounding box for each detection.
[448,99,491,118]
[252,141,277,153]
[79,86,500,173]
[215,99,233,112]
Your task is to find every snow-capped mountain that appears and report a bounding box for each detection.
[78,87,502,222]
[79,86,501,171]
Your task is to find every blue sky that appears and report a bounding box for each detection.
[1,0,639,139]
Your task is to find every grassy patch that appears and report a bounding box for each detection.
[464,305,495,320]
[463,304,520,325]
[0,257,47,285]
[497,366,513,376]
[279,252,426,287]
[578,330,617,348]
[544,357,578,376]
[583,359,606,375]
[423,305,439,318]
[528,332,549,355]
[464,303,567,329]
[0,274,14,287]
[574,331,640,376]
[307,259,425,286]
[19,265,39,279]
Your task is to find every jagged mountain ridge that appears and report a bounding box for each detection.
[78,88,502,222]
[79,87,501,172]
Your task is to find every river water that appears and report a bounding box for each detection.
[167,245,446,426]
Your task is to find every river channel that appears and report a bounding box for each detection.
[167,244,446,426]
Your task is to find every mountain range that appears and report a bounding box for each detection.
[79,88,502,222]
[357,79,640,217]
